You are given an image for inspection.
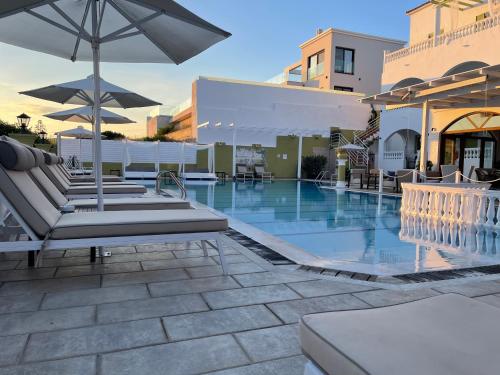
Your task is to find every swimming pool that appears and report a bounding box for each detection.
[166,180,500,276]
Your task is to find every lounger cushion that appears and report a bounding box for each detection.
[300,294,500,375]
[66,184,146,195]
[50,209,227,239]
[68,197,191,210]
[43,152,59,165]
[0,140,36,171]
[27,147,46,167]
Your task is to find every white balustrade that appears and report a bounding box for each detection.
[401,183,500,230]
[384,151,404,160]
[385,14,500,63]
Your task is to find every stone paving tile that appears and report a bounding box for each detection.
[24,319,166,362]
[203,284,301,309]
[0,261,20,271]
[16,256,92,269]
[0,306,95,336]
[101,335,249,375]
[64,246,136,257]
[163,305,281,341]
[0,356,96,375]
[102,251,175,264]
[136,242,201,252]
[2,251,63,261]
[286,279,376,297]
[0,334,27,366]
[149,276,241,297]
[98,294,209,324]
[268,294,371,324]
[235,324,301,362]
[55,262,141,278]
[173,247,240,259]
[354,288,441,307]
[102,268,189,287]
[141,257,216,271]
[0,276,100,296]
[186,263,265,278]
[475,294,500,308]
[0,268,56,282]
[206,355,307,375]
[41,284,149,310]
[0,294,43,314]
[232,272,319,288]
[212,254,251,265]
[433,280,500,297]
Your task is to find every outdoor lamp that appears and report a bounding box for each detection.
[39,130,47,141]
[16,113,31,133]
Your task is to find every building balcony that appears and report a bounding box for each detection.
[382,14,500,87]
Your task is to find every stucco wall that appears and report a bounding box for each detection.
[194,77,371,147]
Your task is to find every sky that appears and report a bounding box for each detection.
[0,0,421,139]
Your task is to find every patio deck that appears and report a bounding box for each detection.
[1,234,500,374]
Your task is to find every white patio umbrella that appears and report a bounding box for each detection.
[48,105,135,168]
[55,126,94,163]
[45,105,135,124]
[0,1,231,211]
[21,74,161,108]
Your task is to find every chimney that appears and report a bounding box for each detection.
[316,28,323,36]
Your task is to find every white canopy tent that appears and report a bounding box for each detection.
[0,0,231,211]
[178,143,217,180]
[55,126,94,164]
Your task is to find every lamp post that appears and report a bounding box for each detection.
[16,113,31,133]
[39,130,47,142]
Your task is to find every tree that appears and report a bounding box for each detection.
[0,119,34,135]
[101,130,125,140]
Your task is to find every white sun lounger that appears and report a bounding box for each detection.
[300,294,500,375]
[39,152,147,198]
[0,140,229,273]
[24,146,190,211]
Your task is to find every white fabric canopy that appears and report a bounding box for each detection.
[56,125,94,138]
[21,74,161,108]
[45,105,135,124]
[337,143,365,151]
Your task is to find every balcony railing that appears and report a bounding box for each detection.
[385,14,500,64]
[265,71,302,85]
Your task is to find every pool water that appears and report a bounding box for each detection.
[166,180,500,276]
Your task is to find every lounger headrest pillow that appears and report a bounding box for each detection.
[58,157,64,164]
[0,135,22,144]
[27,147,46,167]
[42,152,59,165]
[0,140,36,171]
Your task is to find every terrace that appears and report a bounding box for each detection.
[2,235,500,374]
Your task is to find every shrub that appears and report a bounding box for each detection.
[302,155,327,179]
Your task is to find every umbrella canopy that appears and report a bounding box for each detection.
[21,75,161,108]
[45,106,135,124]
[0,0,231,211]
[337,143,365,151]
[55,125,94,139]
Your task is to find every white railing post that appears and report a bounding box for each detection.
[379,169,383,193]
[412,169,418,183]
[455,170,461,184]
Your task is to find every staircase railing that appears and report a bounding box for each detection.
[330,132,369,170]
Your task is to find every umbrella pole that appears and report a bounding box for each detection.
[91,0,104,212]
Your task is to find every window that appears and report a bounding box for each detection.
[335,47,354,75]
[307,51,324,79]
[334,86,353,92]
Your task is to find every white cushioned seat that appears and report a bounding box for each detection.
[68,197,191,210]
[300,294,500,375]
[66,184,146,195]
[50,209,227,239]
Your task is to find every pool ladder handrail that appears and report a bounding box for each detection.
[315,170,329,183]
[156,170,187,200]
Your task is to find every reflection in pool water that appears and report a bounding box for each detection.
[166,180,500,276]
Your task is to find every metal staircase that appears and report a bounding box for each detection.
[330,132,369,170]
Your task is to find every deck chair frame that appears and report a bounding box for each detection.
[0,190,229,274]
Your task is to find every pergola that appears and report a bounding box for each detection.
[361,63,500,172]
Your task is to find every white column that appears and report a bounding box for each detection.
[434,5,441,47]
[155,140,160,173]
[232,128,237,178]
[297,135,303,179]
[419,100,430,173]
[57,134,61,156]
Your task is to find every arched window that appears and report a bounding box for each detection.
[442,61,488,77]
[444,112,500,135]
[390,78,424,91]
